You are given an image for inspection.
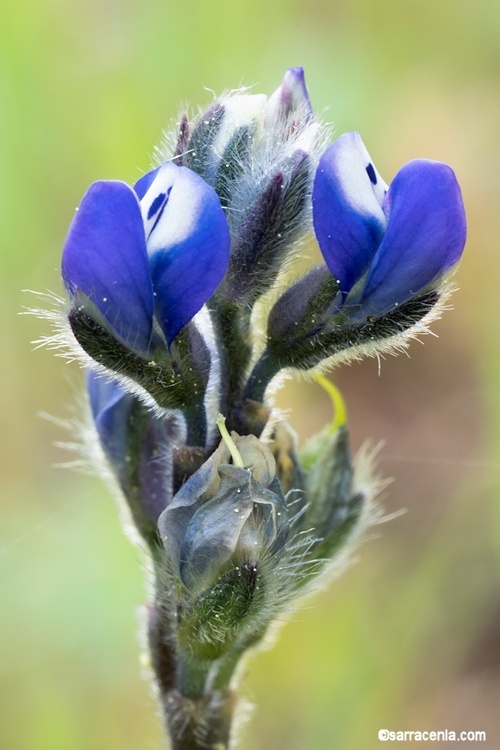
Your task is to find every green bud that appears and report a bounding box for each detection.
[158,430,289,660]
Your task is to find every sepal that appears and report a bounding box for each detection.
[182,103,226,180]
[214,124,257,208]
[213,95,266,167]
[300,424,364,560]
[219,149,312,303]
[71,306,212,446]
[246,273,440,402]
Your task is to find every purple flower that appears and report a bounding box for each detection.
[62,162,231,354]
[87,371,175,529]
[312,132,466,319]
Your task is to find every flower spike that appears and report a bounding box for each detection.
[51,69,467,750]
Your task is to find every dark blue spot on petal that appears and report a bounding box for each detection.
[148,192,167,220]
[366,163,377,185]
[147,187,173,240]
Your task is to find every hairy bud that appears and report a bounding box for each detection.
[158,433,289,658]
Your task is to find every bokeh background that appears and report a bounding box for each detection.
[2,0,499,748]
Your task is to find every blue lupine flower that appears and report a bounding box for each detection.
[62,162,231,354]
[312,131,467,320]
[87,371,175,526]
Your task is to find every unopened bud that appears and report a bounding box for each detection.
[300,378,364,559]
[87,371,177,543]
[158,428,289,658]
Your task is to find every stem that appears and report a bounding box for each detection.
[184,399,207,447]
[243,350,281,405]
[208,623,269,694]
[208,647,247,693]
[211,299,253,426]
[209,299,274,438]
[163,688,236,750]
[148,602,177,695]
[147,560,238,749]
[149,630,237,749]
[177,656,211,700]
[145,308,281,749]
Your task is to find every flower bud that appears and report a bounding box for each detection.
[219,148,312,303]
[213,94,267,163]
[264,66,313,128]
[159,434,287,592]
[165,70,322,306]
[158,431,289,658]
[299,379,364,561]
[182,95,266,187]
[302,425,363,560]
[87,371,177,543]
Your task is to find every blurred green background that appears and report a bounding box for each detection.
[2,0,499,747]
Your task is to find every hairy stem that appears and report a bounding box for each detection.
[242,351,281,405]
[163,688,236,750]
[211,299,253,427]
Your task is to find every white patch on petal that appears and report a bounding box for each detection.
[334,132,389,225]
[140,163,207,254]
